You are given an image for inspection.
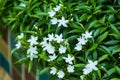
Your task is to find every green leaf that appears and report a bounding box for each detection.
[74,64,85,67]
[88,43,98,51]
[110,24,119,34]
[103,68,116,78]
[15,57,28,64]
[28,61,33,72]
[111,78,120,80]
[37,67,49,75]
[97,32,108,43]
[104,40,119,45]
[98,54,108,63]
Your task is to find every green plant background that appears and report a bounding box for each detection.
[1,0,120,80]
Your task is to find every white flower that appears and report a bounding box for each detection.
[57,70,65,78]
[55,34,63,43]
[59,45,66,54]
[51,18,58,24]
[67,65,74,73]
[27,46,38,61]
[19,3,26,7]
[75,43,82,51]
[86,60,98,71]
[53,5,61,11]
[48,33,55,41]
[83,67,92,75]
[82,31,92,39]
[48,54,57,61]
[18,33,24,39]
[83,60,98,75]
[63,54,74,64]
[40,37,48,47]
[27,46,38,55]
[15,41,21,49]
[58,16,69,27]
[43,42,55,54]
[77,37,87,45]
[80,75,85,80]
[50,67,57,75]
[48,10,56,17]
[27,36,38,46]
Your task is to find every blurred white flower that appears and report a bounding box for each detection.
[55,34,63,43]
[48,10,56,17]
[19,3,26,7]
[80,75,85,80]
[48,54,57,61]
[51,18,58,24]
[27,36,38,46]
[58,16,69,27]
[43,42,55,54]
[27,46,38,61]
[83,60,98,75]
[67,65,74,73]
[77,37,87,45]
[59,45,66,54]
[63,54,74,64]
[40,37,48,47]
[53,5,61,11]
[18,33,24,39]
[75,43,82,51]
[82,31,92,39]
[50,67,57,75]
[57,70,65,78]
[48,33,55,41]
[15,41,21,49]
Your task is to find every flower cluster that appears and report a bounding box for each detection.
[48,4,69,28]
[75,31,92,51]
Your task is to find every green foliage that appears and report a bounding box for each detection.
[1,0,120,79]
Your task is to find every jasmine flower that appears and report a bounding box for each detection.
[75,43,82,51]
[50,67,57,75]
[27,36,38,46]
[67,65,75,73]
[51,18,58,24]
[18,33,24,39]
[48,33,55,41]
[15,41,21,49]
[58,16,69,27]
[55,34,63,43]
[77,37,87,45]
[53,5,61,11]
[48,54,57,61]
[59,45,66,54]
[57,70,65,78]
[48,10,56,17]
[63,54,74,64]
[82,31,92,39]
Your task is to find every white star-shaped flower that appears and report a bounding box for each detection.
[18,33,24,39]
[58,16,69,27]
[50,67,57,75]
[59,45,66,54]
[43,42,55,54]
[86,60,98,71]
[57,70,65,78]
[82,31,92,39]
[75,43,82,51]
[67,65,75,73]
[48,10,56,17]
[27,46,38,61]
[51,18,58,24]
[27,36,38,46]
[48,33,55,41]
[40,37,48,47]
[48,54,57,61]
[53,5,61,11]
[55,34,63,43]
[83,60,98,75]
[15,41,21,49]
[77,37,87,45]
[63,54,74,64]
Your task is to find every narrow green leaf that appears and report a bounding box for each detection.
[97,32,108,43]
[37,67,49,75]
[28,61,33,72]
[15,57,28,64]
[98,54,108,63]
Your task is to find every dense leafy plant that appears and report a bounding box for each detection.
[1,0,120,80]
